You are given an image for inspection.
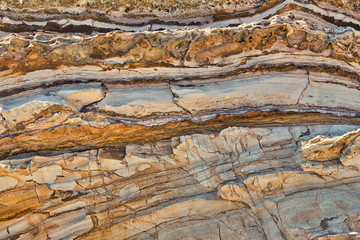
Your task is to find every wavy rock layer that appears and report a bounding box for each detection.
[0,0,360,239]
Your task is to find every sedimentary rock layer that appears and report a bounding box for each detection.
[0,0,360,32]
[1,125,360,239]
[0,0,360,239]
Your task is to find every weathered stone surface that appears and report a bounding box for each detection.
[0,0,360,239]
[0,125,358,239]
[301,128,360,161]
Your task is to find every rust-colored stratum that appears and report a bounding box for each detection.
[1,0,360,239]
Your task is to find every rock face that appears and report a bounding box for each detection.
[0,0,360,239]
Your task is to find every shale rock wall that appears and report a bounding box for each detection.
[0,0,360,239]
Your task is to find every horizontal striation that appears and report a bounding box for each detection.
[0,0,360,32]
[0,125,359,239]
[1,0,360,239]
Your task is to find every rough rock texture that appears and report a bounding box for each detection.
[1,0,360,239]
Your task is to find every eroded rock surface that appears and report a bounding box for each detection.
[0,0,360,239]
[0,125,360,239]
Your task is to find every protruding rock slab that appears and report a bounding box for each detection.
[301,129,360,161]
[65,89,105,111]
